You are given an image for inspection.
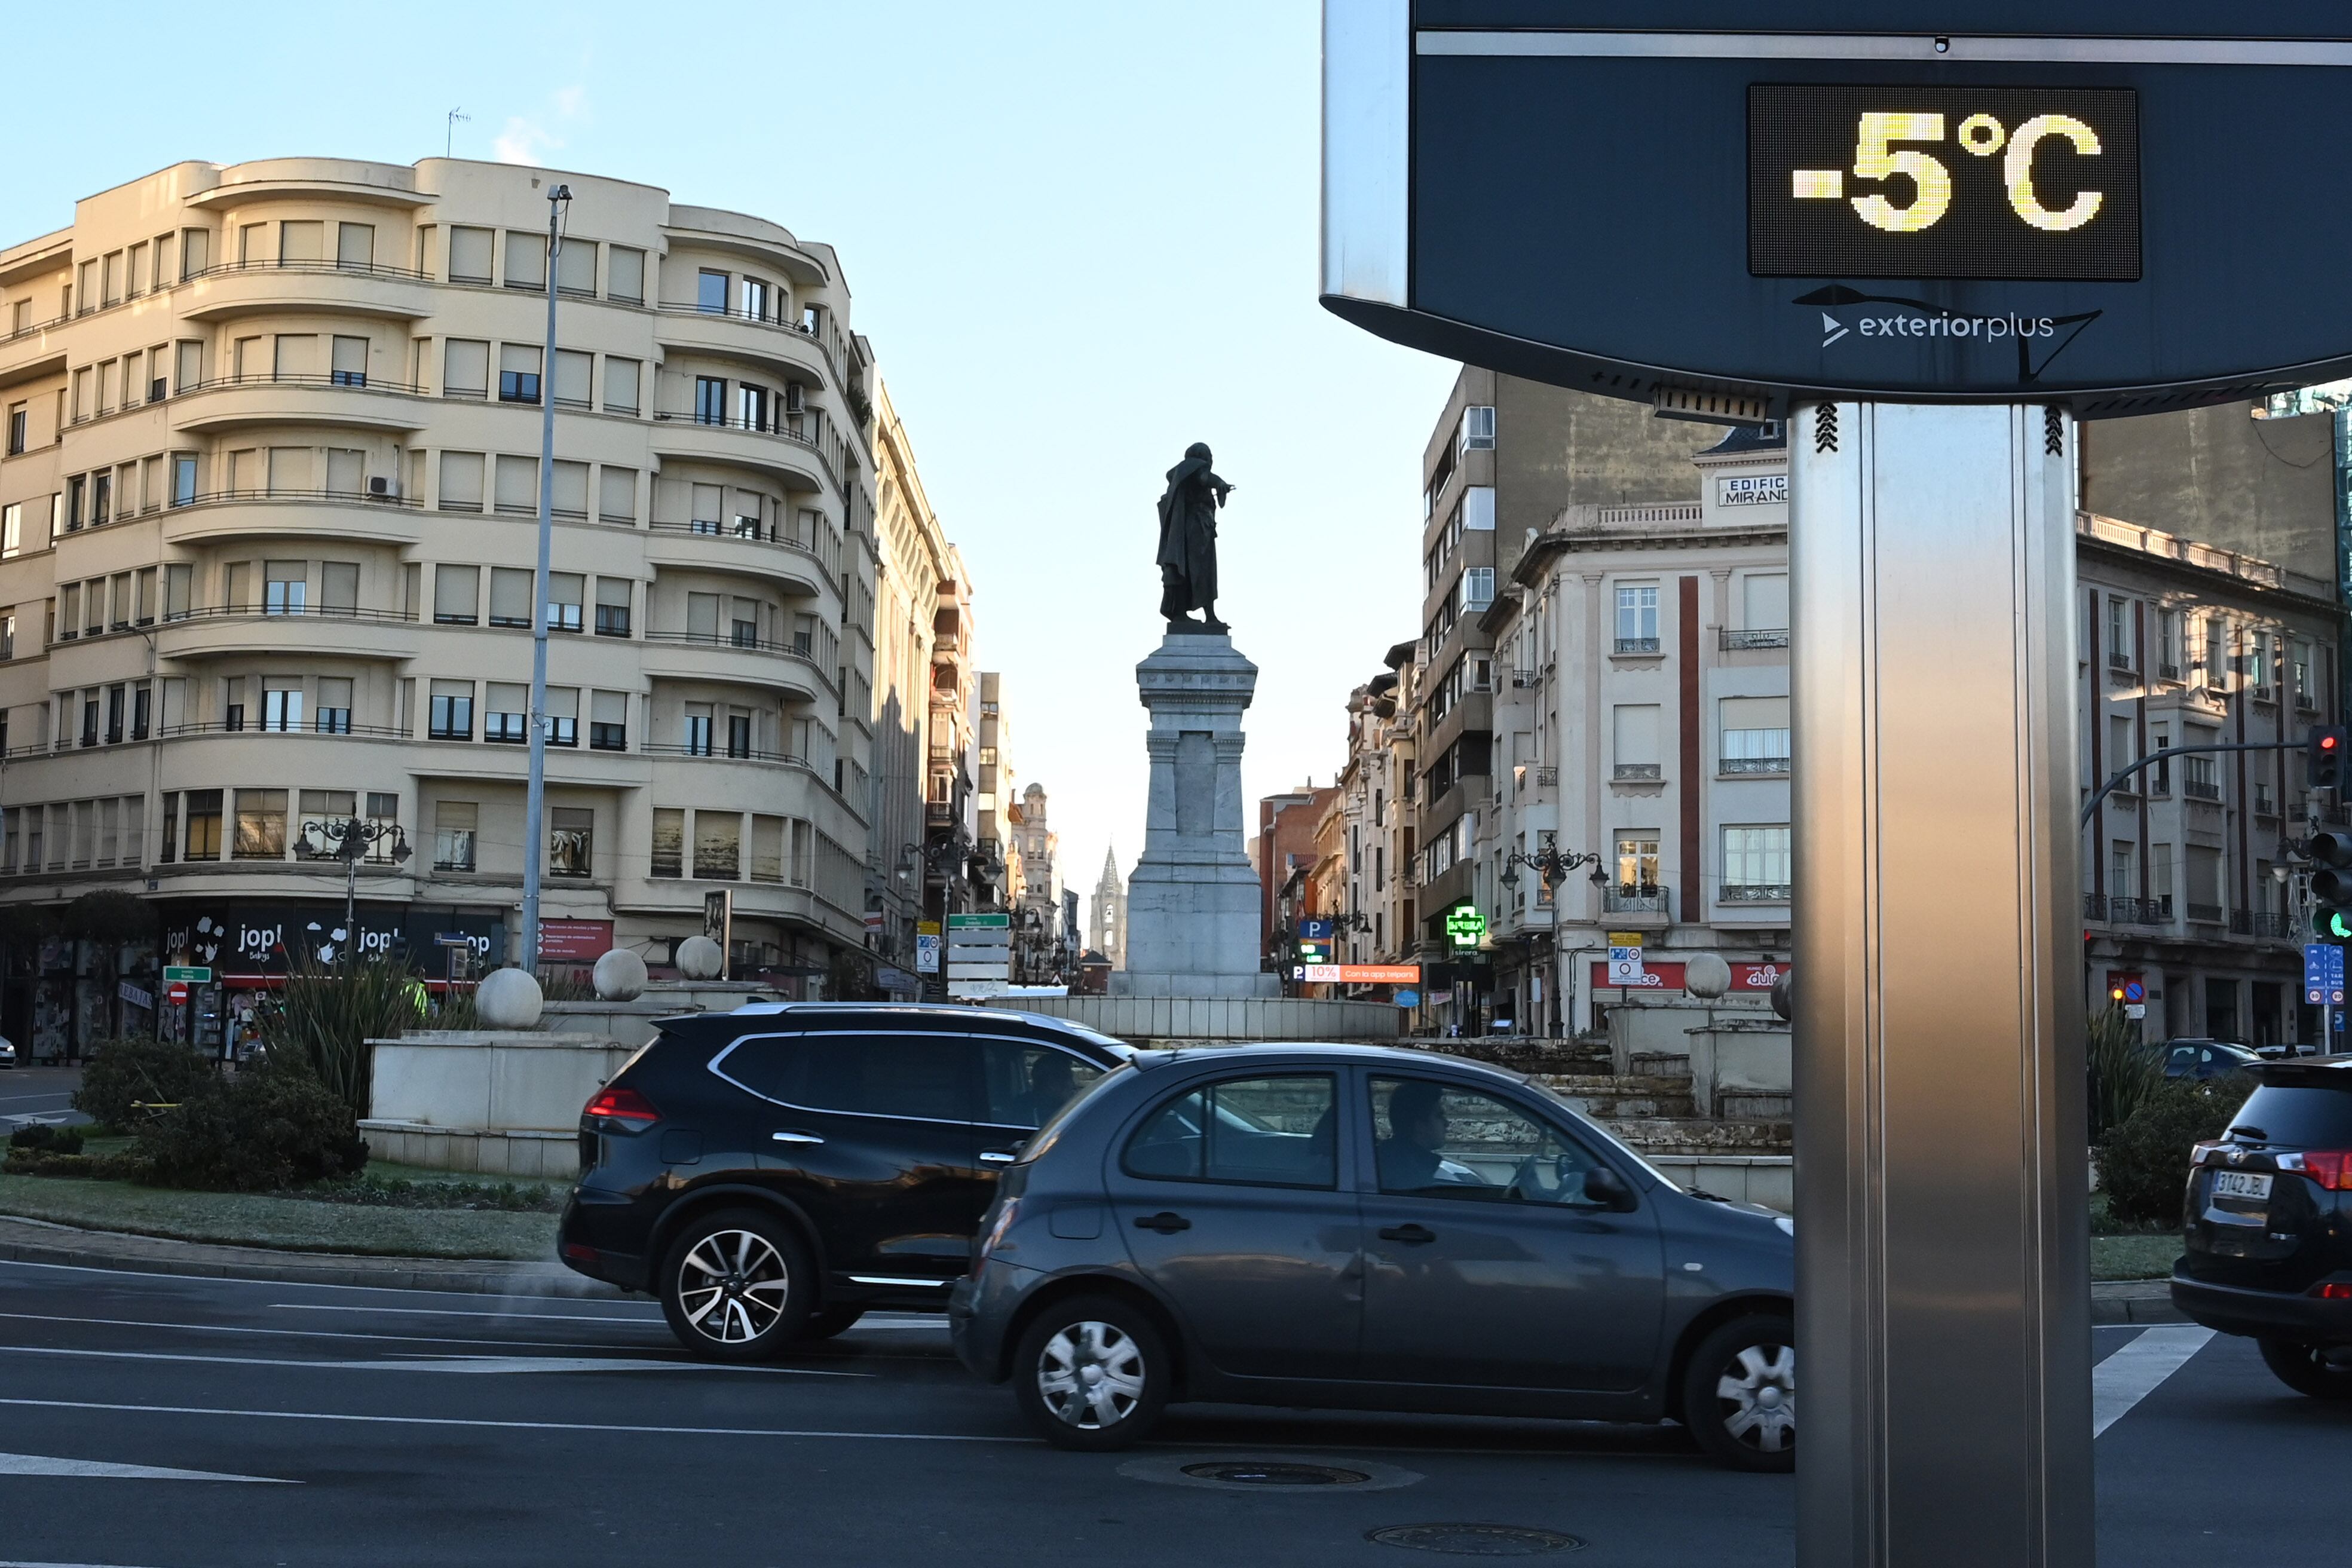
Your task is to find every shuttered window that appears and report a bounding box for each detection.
[448,226,493,283]
[552,461,588,520]
[553,349,591,408]
[442,338,488,397]
[277,221,324,263]
[336,222,374,268]
[598,466,637,522]
[556,240,596,296]
[488,568,533,627]
[504,231,546,289]
[603,357,640,414]
[433,565,479,625]
[493,455,536,514]
[438,452,484,511]
[607,246,645,304]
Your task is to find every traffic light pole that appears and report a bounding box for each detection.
[2080,739,2304,827]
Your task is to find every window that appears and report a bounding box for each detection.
[550,807,593,878]
[264,561,306,615]
[362,792,400,862]
[590,690,627,751]
[1615,584,1659,653]
[320,561,358,614]
[1460,566,1494,612]
[694,811,740,879]
[1371,1078,1611,1205]
[739,382,770,432]
[546,685,578,746]
[182,789,223,860]
[91,470,111,525]
[742,277,770,320]
[105,684,124,743]
[0,504,17,558]
[599,466,638,523]
[1613,703,1662,779]
[683,702,714,757]
[494,455,536,514]
[697,270,729,313]
[603,357,641,415]
[439,451,485,510]
[434,801,477,872]
[498,344,541,403]
[690,483,723,533]
[651,807,684,877]
[316,676,352,734]
[1722,825,1793,901]
[428,679,474,740]
[59,584,78,640]
[503,231,546,290]
[1458,404,1496,452]
[172,454,198,506]
[335,222,374,270]
[433,565,479,624]
[5,404,23,456]
[695,376,727,425]
[1720,696,1790,774]
[552,349,591,409]
[688,592,720,642]
[979,1042,1107,1129]
[719,1034,978,1122]
[547,572,584,632]
[2293,641,2315,708]
[751,814,785,882]
[442,339,489,399]
[1615,832,1660,892]
[488,567,533,627]
[261,681,303,732]
[727,713,753,758]
[295,791,357,861]
[131,681,149,739]
[2203,618,2227,690]
[555,238,596,297]
[485,682,528,743]
[165,564,192,620]
[277,220,323,265]
[233,789,287,859]
[607,246,645,305]
[1741,572,1789,635]
[594,578,632,637]
[1122,1074,1337,1187]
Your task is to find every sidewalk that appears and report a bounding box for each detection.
[0,1214,626,1299]
[0,1209,2187,1319]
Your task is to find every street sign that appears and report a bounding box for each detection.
[1443,904,1486,950]
[1322,8,2352,415]
[1394,988,1421,1008]
[1299,918,1335,940]
[2125,1003,2146,1019]
[162,966,211,984]
[1606,940,1646,987]
[915,923,942,976]
[2306,944,2347,1006]
[165,981,189,1007]
[947,912,1011,928]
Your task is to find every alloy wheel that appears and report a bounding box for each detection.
[675,1228,792,1345]
[1036,1319,1149,1430]
[1716,1341,1797,1454]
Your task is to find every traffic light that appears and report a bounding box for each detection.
[2310,726,2349,791]
[2312,831,2352,941]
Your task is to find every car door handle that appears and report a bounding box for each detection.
[770,1131,824,1146]
[1132,1211,1191,1233]
[979,1151,1018,1165]
[1379,1224,1436,1245]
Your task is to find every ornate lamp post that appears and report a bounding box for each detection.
[299,816,412,963]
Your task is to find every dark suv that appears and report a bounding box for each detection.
[2171,1058,2352,1398]
[557,1003,1128,1359]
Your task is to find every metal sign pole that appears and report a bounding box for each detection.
[1791,400,2093,1567]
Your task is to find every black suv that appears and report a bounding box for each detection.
[2171,1058,2352,1398]
[557,1003,1128,1359]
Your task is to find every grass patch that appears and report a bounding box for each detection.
[0,1172,557,1260]
[2091,1233,2179,1281]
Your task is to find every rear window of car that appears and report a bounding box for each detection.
[715,1033,978,1122]
[1122,1074,1337,1189]
[2231,1083,2352,1147]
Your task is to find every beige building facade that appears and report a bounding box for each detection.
[0,155,947,1036]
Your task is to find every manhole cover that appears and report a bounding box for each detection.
[1117,1454,1424,1493]
[1367,1524,1586,1556]
[1181,1461,1370,1487]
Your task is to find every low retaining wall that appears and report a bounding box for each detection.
[1647,1154,1792,1212]
[357,1121,580,1180]
[989,994,1402,1045]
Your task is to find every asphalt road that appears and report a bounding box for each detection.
[0,1257,2340,1567]
[0,1064,84,1134]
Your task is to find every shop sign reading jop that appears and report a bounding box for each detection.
[161,903,501,976]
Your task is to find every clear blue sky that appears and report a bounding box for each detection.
[1,1,1457,908]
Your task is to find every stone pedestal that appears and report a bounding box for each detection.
[1113,632,1278,1000]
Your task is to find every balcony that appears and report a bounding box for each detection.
[2082,892,2107,921]
[1604,887,1671,916]
[1535,765,1557,787]
[639,630,831,703]
[2186,902,2225,924]
[2230,911,2293,939]
[1720,627,1790,651]
[2183,780,2222,803]
[1722,756,1791,776]
[1613,637,1661,656]
[1720,884,1791,904]
[166,370,433,434]
[157,485,424,547]
[649,410,837,492]
[176,257,435,324]
[2106,895,2170,925]
[1511,668,1539,688]
[644,520,831,596]
[1612,762,1663,781]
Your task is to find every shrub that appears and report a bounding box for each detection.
[2085,1006,2165,1143]
[262,956,430,1117]
[72,1037,214,1129]
[295,1174,565,1212]
[135,1054,368,1192]
[2099,1077,2247,1227]
[7,1123,84,1155]
[2,1149,143,1180]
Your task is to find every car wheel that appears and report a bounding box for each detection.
[1682,1315,1796,1472]
[2257,1338,2352,1399]
[657,1209,811,1362]
[1012,1296,1170,1451]
[803,1306,867,1341]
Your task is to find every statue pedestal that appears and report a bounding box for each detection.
[1111,632,1279,1000]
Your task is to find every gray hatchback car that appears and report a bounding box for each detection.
[949,1044,1795,1469]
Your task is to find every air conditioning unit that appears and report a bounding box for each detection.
[784,384,807,414]
[368,476,394,499]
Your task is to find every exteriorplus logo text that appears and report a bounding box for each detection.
[1821,309,2057,347]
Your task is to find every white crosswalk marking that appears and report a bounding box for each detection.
[0,1450,294,1483]
[2093,1325,2214,1437]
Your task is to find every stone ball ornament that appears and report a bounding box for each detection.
[1685,953,1732,1001]
[592,948,648,1002]
[474,967,545,1030]
[673,935,724,981]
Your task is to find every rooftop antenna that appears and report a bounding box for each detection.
[446,108,470,159]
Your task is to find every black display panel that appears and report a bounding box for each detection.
[1749,85,2140,280]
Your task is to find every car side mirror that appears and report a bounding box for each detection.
[1581,1165,1634,1211]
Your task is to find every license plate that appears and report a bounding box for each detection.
[2212,1170,2272,1202]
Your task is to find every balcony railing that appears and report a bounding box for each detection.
[1720,627,1790,651]
[160,602,418,626]
[1722,756,1791,775]
[158,484,422,513]
[1613,636,1661,655]
[2108,895,2170,924]
[2082,892,2107,921]
[2186,902,2225,924]
[1721,884,1792,903]
[2108,651,2136,672]
[155,720,408,740]
[2183,780,2222,802]
[1612,762,1662,780]
[1603,886,1670,915]
[1534,765,1557,787]
[641,742,803,765]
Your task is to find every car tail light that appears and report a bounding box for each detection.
[583,1086,660,1125]
[2309,1282,2352,1300]
[562,1242,598,1263]
[2276,1150,2352,1190]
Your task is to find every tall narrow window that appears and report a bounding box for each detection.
[485,682,528,743]
[590,690,627,751]
[684,702,713,756]
[264,561,306,615]
[182,790,223,860]
[697,270,729,313]
[261,681,304,732]
[336,222,375,270]
[316,677,352,734]
[428,679,474,740]
[550,807,593,877]
[1614,585,1660,653]
[434,801,478,871]
[695,376,727,425]
[234,789,288,859]
[651,807,684,877]
[595,578,632,637]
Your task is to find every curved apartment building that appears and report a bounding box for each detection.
[0,156,909,1040]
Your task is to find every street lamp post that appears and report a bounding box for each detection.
[299,817,412,960]
[520,183,572,977]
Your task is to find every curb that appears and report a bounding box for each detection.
[0,1215,627,1300]
[2090,1280,2185,1325]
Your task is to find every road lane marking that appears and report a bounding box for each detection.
[2092,1325,2214,1437]
[0,1451,293,1483]
[0,1345,868,1377]
[0,1257,637,1304]
[0,1397,1026,1444]
[267,1302,662,1323]
[0,1308,666,1352]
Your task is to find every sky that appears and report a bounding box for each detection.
[0,1,1457,912]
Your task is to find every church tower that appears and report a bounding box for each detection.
[1089,846,1126,971]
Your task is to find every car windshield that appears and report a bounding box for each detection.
[1526,1079,1683,1191]
[2230,1081,2352,1147]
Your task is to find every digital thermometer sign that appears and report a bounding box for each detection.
[1748,85,2140,280]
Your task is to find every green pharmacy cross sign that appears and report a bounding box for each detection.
[1444,904,1486,951]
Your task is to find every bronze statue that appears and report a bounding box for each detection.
[1155,442,1234,633]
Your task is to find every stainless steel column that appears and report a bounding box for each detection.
[1791,402,2093,1568]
